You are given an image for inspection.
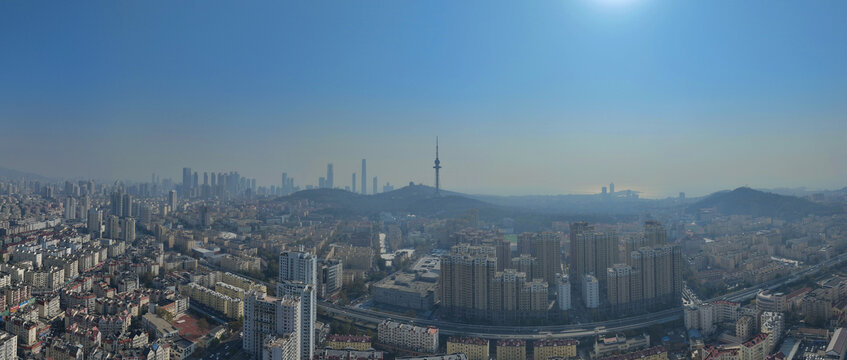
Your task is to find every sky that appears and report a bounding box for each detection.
[1,0,846,198]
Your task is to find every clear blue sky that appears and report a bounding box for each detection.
[1,0,846,197]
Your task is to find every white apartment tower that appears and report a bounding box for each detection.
[277,251,317,360]
[243,293,301,359]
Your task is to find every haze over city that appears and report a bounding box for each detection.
[2,0,847,197]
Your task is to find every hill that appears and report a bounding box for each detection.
[0,166,54,182]
[281,184,492,217]
[687,187,840,219]
[278,185,622,231]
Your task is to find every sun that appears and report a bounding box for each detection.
[593,0,640,7]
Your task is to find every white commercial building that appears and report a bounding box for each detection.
[583,274,599,309]
[558,274,572,311]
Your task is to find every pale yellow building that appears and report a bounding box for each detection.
[326,334,372,351]
[534,338,578,360]
[447,337,489,360]
[497,339,526,360]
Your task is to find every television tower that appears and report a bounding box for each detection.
[433,137,441,196]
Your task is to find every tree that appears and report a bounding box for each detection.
[156,309,174,322]
[141,272,154,288]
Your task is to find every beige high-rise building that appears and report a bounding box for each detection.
[627,243,683,309]
[569,226,617,289]
[511,255,540,281]
[439,244,497,321]
[607,264,632,306]
[644,221,667,246]
[517,232,563,284]
[569,222,592,280]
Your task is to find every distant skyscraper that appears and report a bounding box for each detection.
[123,218,135,242]
[122,193,133,218]
[168,190,178,211]
[609,182,615,194]
[111,189,123,217]
[87,208,101,238]
[433,137,441,196]
[64,197,76,220]
[352,173,356,193]
[182,167,192,194]
[326,164,333,189]
[79,195,90,216]
[108,215,120,240]
[203,172,209,186]
[361,159,367,194]
[373,177,377,195]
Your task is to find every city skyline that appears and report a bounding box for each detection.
[1,0,846,197]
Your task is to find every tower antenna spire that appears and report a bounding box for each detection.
[433,137,441,196]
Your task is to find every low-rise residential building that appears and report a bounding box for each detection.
[535,338,579,360]
[496,339,526,360]
[326,334,372,351]
[377,320,438,354]
[446,337,489,360]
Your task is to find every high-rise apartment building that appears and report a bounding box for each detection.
[279,252,316,285]
[123,218,135,242]
[516,232,562,284]
[625,243,683,310]
[108,215,120,240]
[243,293,301,359]
[64,197,76,220]
[583,274,599,309]
[277,251,317,360]
[558,274,572,311]
[87,208,101,238]
[440,240,550,324]
[121,193,133,218]
[168,190,177,212]
[439,245,496,321]
[607,264,632,307]
[111,189,123,217]
[643,221,667,246]
[570,228,617,288]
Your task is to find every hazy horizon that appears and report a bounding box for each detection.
[2,0,846,198]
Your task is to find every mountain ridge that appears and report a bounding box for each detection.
[686,186,840,219]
